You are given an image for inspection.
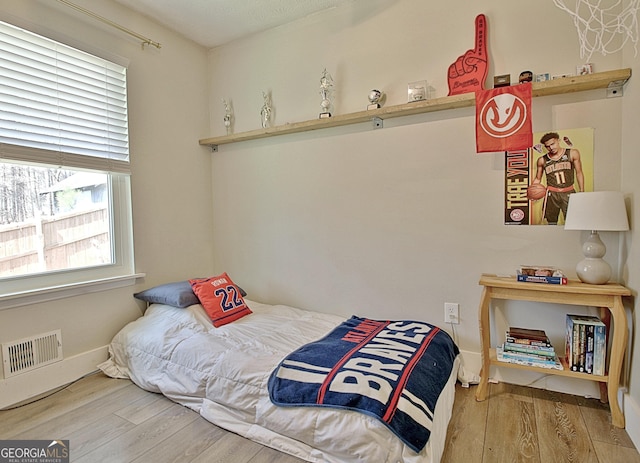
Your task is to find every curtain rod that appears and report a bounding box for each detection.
[56,0,161,49]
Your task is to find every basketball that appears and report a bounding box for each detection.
[527,184,547,200]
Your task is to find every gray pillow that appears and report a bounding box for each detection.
[134,280,199,308]
[134,280,247,308]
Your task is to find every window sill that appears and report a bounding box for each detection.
[0,273,146,311]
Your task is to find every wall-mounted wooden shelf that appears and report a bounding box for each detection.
[199,68,631,150]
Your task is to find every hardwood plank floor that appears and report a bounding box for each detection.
[1,372,638,463]
[443,382,640,463]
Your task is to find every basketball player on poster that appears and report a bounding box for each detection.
[530,132,584,224]
[528,128,594,225]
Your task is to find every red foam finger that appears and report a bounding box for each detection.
[448,63,457,78]
[474,14,487,59]
[455,56,465,75]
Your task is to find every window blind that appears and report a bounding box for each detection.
[0,21,129,173]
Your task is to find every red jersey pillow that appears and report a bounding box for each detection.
[189,273,252,327]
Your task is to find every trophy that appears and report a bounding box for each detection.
[319,68,334,118]
[261,91,272,128]
[367,89,384,110]
[222,98,233,135]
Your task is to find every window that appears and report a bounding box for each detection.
[0,21,135,300]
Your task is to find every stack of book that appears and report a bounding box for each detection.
[497,327,563,370]
[565,314,606,375]
[516,265,567,285]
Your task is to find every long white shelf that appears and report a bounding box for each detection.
[199,68,631,149]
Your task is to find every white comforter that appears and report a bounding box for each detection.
[99,300,459,463]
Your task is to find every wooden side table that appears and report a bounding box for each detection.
[476,273,631,428]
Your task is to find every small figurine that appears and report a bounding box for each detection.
[519,71,533,83]
[261,91,272,128]
[319,68,334,118]
[222,98,233,135]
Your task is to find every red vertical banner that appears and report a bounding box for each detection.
[476,83,532,153]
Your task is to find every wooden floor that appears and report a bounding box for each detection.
[1,372,639,462]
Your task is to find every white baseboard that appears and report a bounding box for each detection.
[624,392,640,448]
[0,345,108,409]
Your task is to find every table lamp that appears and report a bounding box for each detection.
[564,191,629,284]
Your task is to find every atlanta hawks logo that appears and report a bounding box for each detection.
[479,93,527,138]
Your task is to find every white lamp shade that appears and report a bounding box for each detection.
[564,191,629,231]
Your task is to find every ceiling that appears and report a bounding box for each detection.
[112,0,351,48]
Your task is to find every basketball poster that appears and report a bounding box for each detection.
[505,127,594,225]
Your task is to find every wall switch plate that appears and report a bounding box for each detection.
[444,302,459,324]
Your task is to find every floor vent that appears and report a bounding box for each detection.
[2,330,63,378]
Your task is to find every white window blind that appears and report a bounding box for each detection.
[0,21,129,173]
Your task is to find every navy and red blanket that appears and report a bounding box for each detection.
[268,316,459,452]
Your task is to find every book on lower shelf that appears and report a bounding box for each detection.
[498,327,563,370]
[516,265,567,285]
[503,341,556,357]
[496,346,563,370]
[565,314,606,375]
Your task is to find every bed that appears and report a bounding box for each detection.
[99,277,460,463]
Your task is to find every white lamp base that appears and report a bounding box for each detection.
[576,231,611,285]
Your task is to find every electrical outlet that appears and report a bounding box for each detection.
[444,302,460,324]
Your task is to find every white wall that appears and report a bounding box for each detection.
[207,0,636,409]
[622,11,640,441]
[0,0,212,405]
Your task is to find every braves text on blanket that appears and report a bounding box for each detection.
[268,316,459,453]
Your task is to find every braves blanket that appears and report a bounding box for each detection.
[268,316,459,452]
